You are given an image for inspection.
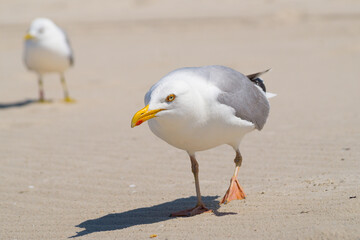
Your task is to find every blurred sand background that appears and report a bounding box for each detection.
[1,0,360,239]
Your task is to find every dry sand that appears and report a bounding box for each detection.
[1,0,360,239]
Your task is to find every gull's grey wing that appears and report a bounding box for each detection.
[201,65,270,130]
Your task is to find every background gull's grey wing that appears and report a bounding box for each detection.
[201,65,270,130]
[60,28,74,66]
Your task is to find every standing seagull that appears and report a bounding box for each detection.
[24,18,74,102]
[131,65,275,217]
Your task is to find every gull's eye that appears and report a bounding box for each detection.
[38,28,44,34]
[166,94,176,102]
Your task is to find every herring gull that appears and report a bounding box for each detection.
[131,65,275,216]
[24,18,74,103]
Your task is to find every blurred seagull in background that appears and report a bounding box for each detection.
[131,65,275,217]
[24,18,74,103]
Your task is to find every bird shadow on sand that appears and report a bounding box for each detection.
[70,196,236,238]
[0,99,37,109]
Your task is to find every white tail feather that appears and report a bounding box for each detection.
[266,92,277,99]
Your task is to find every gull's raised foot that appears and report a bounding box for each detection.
[220,177,246,204]
[63,97,76,103]
[170,204,212,217]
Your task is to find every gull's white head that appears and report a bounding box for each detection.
[24,18,63,42]
[131,69,208,128]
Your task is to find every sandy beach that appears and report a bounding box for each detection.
[1,0,360,239]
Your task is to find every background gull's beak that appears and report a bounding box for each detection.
[24,33,35,40]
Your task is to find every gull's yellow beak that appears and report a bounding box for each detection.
[131,105,164,128]
[24,33,35,40]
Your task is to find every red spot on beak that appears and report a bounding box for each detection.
[136,120,143,126]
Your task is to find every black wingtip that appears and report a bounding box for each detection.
[246,69,271,93]
[251,77,266,92]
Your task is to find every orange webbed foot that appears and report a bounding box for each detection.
[220,177,246,204]
[170,204,212,217]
